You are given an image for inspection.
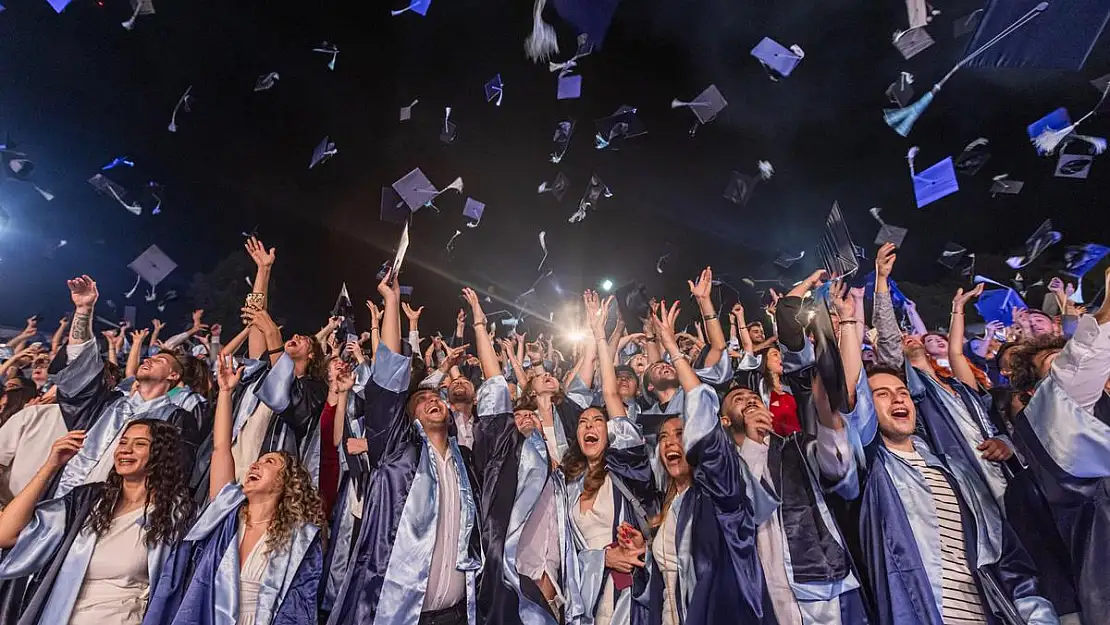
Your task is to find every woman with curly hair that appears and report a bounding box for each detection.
[144,353,325,625]
[0,418,195,625]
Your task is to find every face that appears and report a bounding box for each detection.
[114,423,153,478]
[628,354,649,377]
[657,417,691,480]
[513,408,537,436]
[646,362,677,389]
[869,372,916,444]
[448,377,476,403]
[1028,313,1055,337]
[530,372,560,396]
[747,323,766,343]
[136,353,180,384]
[576,408,608,461]
[243,452,286,496]
[765,348,783,375]
[1033,348,1063,380]
[412,389,450,429]
[326,357,348,383]
[923,334,948,358]
[616,370,639,399]
[284,334,314,360]
[722,387,764,423]
[902,334,925,359]
[31,365,48,387]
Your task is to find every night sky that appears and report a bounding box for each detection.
[1,0,1108,335]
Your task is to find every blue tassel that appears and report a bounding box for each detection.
[883,91,934,137]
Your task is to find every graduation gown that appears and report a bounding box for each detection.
[841,371,1059,625]
[0,483,173,625]
[326,345,483,625]
[142,483,322,625]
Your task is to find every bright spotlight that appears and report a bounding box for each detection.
[566,329,587,342]
[600,279,614,292]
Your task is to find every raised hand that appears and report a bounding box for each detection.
[830,281,856,319]
[216,354,245,391]
[875,242,897,280]
[731,302,745,323]
[461,288,485,321]
[584,290,613,340]
[345,339,365,363]
[401,302,424,321]
[332,363,355,393]
[244,236,276,269]
[210,323,222,337]
[376,269,399,302]
[688,266,714,301]
[767,288,781,316]
[366,300,383,326]
[952,283,985,311]
[151,318,165,332]
[46,431,86,472]
[67,275,99,309]
[190,309,208,331]
[441,343,470,370]
[240,306,277,333]
[651,299,681,349]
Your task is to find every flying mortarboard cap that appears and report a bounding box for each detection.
[989,174,1024,196]
[121,0,154,29]
[88,174,141,215]
[818,202,860,278]
[886,72,915,108]
[938,242,968,269]
[390,0,431,16]
[671,84,727,125]
[975,288,1027,325]
[439,108,457,144]
[751,37,804,79]
[723,171,757,206]
[1064,243,1110,278]
[123,305,137,329]
[557,74,582,100]
[550,0,620,50]
[1093,74,1110,94]
[128,245,177,288]
[594,105,646,149]
[309,136,337,169]
[892,28,935,60]
[392,168,437,211]
[538,172,570,200]
[1056,151,1095,179]
[911,155,959,208]
[380,186,410,225]
[462,197,485,227]
[484,74,504,106]
[550,120,575,163]
[954,138,991,176]
[963,0,1110,71]
[615,281,650,331]
[399,286,414,298]
[254,72,280,92]
[774,251,805,269]
[953,9,984,38]
[399,99,418,122]
[875,224,909,248]
[1006,218,1061,269]
[45,0,73,12]
[1027,108,1072,155]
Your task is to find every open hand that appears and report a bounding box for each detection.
[216,354,245,391]
[245,236,276,269]
[67,275,99,309]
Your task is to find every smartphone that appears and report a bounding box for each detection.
[244,292,265,310]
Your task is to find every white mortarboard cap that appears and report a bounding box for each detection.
[129,245,177,287]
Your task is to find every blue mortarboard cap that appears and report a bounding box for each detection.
[1027,108,1072,155]
[399,286,414,297]
[864,272,908,308]
[46,0,73,12]
[913,157,959,208]
[380,186,409,225]
[964,0,1110,71]
[551,0,620,50]
[484,74,503,106]
[557,74,582,100]
[391,0,430,16]
[1064,243,1110,277]
[392,168,437,211]
[462,197,485,226]
[751,37,803,77]
[975,288,1027,325]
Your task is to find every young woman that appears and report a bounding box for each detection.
[143,354,325,625]
[0,419,194,625]
[760,346,800,436]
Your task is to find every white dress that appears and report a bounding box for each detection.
[652,497,681,625]
[237,519,271,625]
[68,507,149,625]
[571,476,616,625]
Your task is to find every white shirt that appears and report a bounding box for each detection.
[422,445,466,612]
[69,507,149,625]
[0,404,67,501]
[571,477,616,625]
[652,489,685,625]
[516,480,562,601]
[452,411,474,450]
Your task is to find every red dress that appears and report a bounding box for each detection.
[768,389,801,437]
[318,402,340,518]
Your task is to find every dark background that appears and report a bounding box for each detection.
[0,0,1107,337]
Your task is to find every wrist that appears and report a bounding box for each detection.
[74,305,93,314]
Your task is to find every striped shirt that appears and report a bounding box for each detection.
[892,449,987,625]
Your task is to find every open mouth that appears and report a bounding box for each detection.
[583,432,600,445]
[117,458,137,467]
[245,469,262,484]
[664,450,682,462]
[890,406,910,420]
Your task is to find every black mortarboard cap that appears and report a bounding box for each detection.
[615,281,650,332]
[964,0,1110,71]
[954,138,991,176]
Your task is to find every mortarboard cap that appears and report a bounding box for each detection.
[615,281,650,332]
[399,286,414,298]
[128,245,177,287]
[938,242,968,269]
[380,186,410,225]
[875,224,908,248]
[912,156,959,208]
[462,197,485,227]
[45,0,73,12]
[990,175,1024,196]
[954,138,991,176]
[254,72,280,92]
[550,0,620,51]
[1093,73,1110,94]
[310,136,336,169]
[538,172,570,200]
[672,85,727,125]
[1064,243,1110,278]
[123,305,137,329]
[88,174,141,215]
[751,37,803,78]
[1027,108,1072,155]
[892,28,935,60]
[886,73,915,108]
[439,108,457,144]
[964,0,1110,71]
[392,168,437,211]
[818,202,861,279]
[121,0,154,29]
[399,99,418,122]
[1056,152,1094,179]
[723,171,758,206]
[550,120,575,163]
[1006,219,1061,269]
[774,251,805,270]
[484,74,503,106]
[594,105,646,149]
[975,288,1027,325]
[391,0,431,16]
[953,9,984,38]
[1,150,34,182]
[557,74,582,100]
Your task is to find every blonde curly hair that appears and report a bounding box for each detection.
[241,451,326,551]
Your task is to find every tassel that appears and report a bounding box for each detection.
[524,0,559,63]
[445,229,462,252]
[121,0,142,29]
[34,185,53,201]
[106,185,142,215]
[1033,125,1075,154]
[549,59,578,75]
[1072,134,1107,154]
[537,231,548,271]
[124,274,142,299]
[883,91,934,136]
[441,176,464,194]
[758,160,774,180]
[906,146,919,176]
[145,285,157,302]
[167,86,193,133]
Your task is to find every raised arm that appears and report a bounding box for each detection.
[402,303,424,355]
[460,288,499,379]
[218,325,251,359]
[211,354,245,500]
[732,303,755,354]
[68,276,96,348]
[688,267,727,368]
[314,316,341,347]
[331,365,354,448]
[575,293,600,390]
[8,318,38,353]
[652,300,701,394]
[378,270,402,354]
[244,237,276,359]
[148,318,165,352]
[949,284,986,389]
[586,292,625,417]
[0,431,85,548]
[49,317,68,358]
[240,307,284,366]
[832,282,864,411]
[366,300,383,357]
[871,243,903,369]
[126,328,149,379]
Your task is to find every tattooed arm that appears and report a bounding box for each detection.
[67,276,97,346]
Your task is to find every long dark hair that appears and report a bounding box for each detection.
[86,419,195,546]
[0,386,36,425]
[561,407,609,502]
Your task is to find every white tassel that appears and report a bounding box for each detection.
[1070,133,1107,154]
[758,160,774,180]
[549,59,577,75]
[537,231,549,271]
[145,286,157,302]
[869,206,886,226]
[124,274,142,299]
[440,177,464,194]
[445,229,461,252]
[121,0,142,29]
[33,185,54,201]
[1034,125,1075,155]
[524,0,559,63]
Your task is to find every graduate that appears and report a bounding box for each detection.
[327,273,482,625]
[52,275,201,497]
[835,269,1060,625]
[1002,264,1110,619]
[142,351,325,625]
[0,419,195,625]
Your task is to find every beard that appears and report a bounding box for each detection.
[651,376,680,393]
[448,387,473,403]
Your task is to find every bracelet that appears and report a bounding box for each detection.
[670,353,689,363]
[838,319,859,325]
[950,311,964,316]
[473,320,487,327]
[371,326,380,332]
[702,314,718,321]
